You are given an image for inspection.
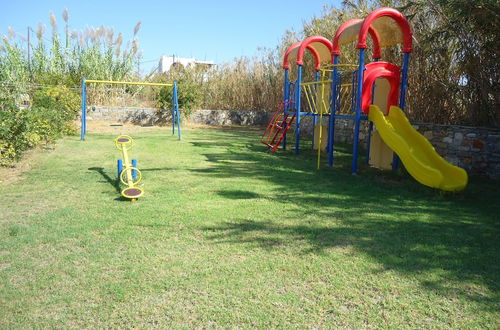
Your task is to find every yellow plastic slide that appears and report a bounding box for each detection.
[368,105,468,191]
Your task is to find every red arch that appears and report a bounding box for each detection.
[282,42,322,70]
[296,36,333,67]
[361,62,401,114]
[357,7,413,53]
[332,18,382,59]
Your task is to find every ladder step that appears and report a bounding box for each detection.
[261,102,296,152]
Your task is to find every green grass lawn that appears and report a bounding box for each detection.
[1,126,499,328]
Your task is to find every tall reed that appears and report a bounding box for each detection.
[163,0,499,127]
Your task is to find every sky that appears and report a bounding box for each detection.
[0,0,342,74]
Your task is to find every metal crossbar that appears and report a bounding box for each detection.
[85,79,173,87]
[81,78,180,141]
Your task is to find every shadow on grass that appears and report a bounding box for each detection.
[88,167,121,194]
[88,167,131,202]
[190,126,500,309]
[203,217,498,311]
[216,189,262,199]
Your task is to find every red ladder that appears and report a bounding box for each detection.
[261,102,296,152]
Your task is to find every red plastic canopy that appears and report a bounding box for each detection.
[282,42,322,70]
[357,7,413,53]
[295,36,333,67]
[332,18,382,59]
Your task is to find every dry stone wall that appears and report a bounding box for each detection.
[86,106,165,126]
[411,123,500,179]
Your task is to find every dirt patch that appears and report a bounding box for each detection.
[0,146,49,186]
[82,120,262,134]
[84,121,166,134]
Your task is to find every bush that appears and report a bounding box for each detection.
[0,100,40,164]
[0,86,80,165]
[156,80,201,118]
[31,85,80,136]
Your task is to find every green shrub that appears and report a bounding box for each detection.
[0,86,80,165]
[31,85,80,136]
[156,80,201,118]
[0,101,31,164]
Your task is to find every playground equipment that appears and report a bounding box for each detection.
[262,32,376,169]
[262,36,333,160]
[114,135,144,200]
[369,105,468,190]
[262,7,468,191]
[80,78,181,141]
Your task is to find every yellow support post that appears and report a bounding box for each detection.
[317,82,326,170]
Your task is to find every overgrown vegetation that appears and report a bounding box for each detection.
[152,47,286,113]
[0,86,79,164]
[155,70,202,117]
[0,9,141,164]
[402,0,499,126]
[190,0,499,126]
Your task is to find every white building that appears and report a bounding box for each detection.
[158,55,216,73]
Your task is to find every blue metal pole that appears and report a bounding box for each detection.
[171,84,176,136]
[399,53,410,111]
[328,55,339,166]
[117,159,123,179]
[283,69,290,109]
[171,107,175,135]
[173,82,181,140]
[80,77,86,141]
[294,65,303,154]
[352,49,365,175]
[392,52,411,171]
[282,68,289,150]
[132,158,137,180]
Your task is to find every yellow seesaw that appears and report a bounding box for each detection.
[114,135,144,201]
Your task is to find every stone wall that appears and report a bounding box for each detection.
[411,123,500,179]
[295,116,500,179]
[86,107,270,126]
[86,106,166,125]
[189,109,271,126]
[83,107,500,178]
[293,116,371,145]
